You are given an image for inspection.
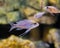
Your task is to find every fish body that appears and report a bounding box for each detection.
[9,19,39,36]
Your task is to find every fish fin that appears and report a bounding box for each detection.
[19,29,31,36]
[9,23,14,26]
[9,23,16,32]
[9,26,16,32]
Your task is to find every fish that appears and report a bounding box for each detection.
[34,12,45,18]
[44,6,60,16]
[9,19,39,36]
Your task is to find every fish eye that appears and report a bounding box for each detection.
[34,23,36,24]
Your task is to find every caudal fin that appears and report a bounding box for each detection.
[9,23,16,32]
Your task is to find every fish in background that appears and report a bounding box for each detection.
[34,12,45,18]
[9,12,45,36]
[44,6,60,16]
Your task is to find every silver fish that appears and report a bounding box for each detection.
[9,19,39,36]
[34,12,45,18]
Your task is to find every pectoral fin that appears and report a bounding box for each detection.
[19,29,31,36]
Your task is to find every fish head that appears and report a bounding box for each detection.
[44,6,59,13]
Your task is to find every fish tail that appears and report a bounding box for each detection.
[9,23,16,32]
[9,23,14,26]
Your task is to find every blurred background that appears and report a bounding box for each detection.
[0,0,60,48]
